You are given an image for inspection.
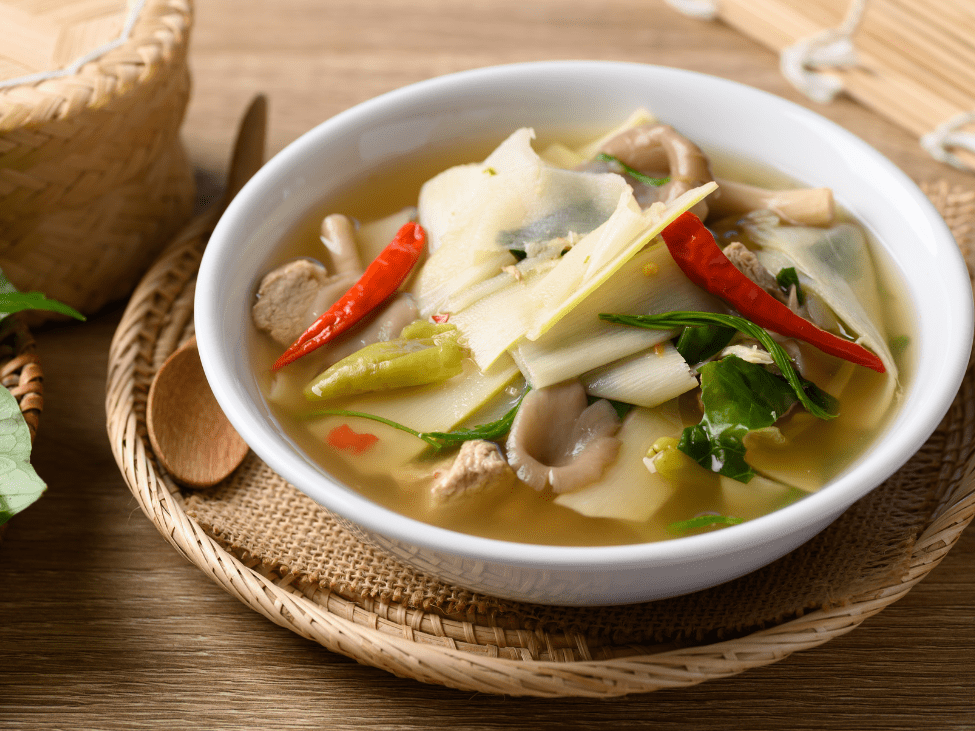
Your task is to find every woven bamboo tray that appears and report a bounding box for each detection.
[0,314,44,543]
[0,0,195,316]
[106,182,975,697]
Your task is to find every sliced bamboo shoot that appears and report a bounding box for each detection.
[526,182,718,341]
[581,344,697,408]
[509,242,722,387]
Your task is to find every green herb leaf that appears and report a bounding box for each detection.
[675,323,737,363]
[0,291,86,320]
[0,386,46,526]
[668,513,743,534]
[0,271,85,320]
[306,388,530,454]
[775,267,805,305]
[599,311,839,420]
[595,152,670,187]
[679,355,800,482]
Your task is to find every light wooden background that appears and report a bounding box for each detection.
[2,1,974,729]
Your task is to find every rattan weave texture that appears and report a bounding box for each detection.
[0,0,195,316]
[106,182,975,696]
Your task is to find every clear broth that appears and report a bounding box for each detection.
[250,134,915,546]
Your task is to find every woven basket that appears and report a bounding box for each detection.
[106,182,975,697]
[0,314,43,543]
[0,0,195,316]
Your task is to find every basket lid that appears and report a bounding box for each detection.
[0,0,142,87]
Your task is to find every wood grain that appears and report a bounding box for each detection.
[1,1,974,728]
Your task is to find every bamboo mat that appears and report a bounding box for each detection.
[668,0,975,171]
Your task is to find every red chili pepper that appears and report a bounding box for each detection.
[272,222,426,371]
[661,211,885,373]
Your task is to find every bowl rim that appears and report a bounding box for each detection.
[197,60,974,572]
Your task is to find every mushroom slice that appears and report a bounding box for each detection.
[506,381,622,494]
[709,178,834,227]
[320,213,363,275]
[599,124,713,218]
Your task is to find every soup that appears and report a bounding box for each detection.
[249,111,912,546]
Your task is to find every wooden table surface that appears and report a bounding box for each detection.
[3,1,974,728]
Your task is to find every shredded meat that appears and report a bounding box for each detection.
[431,439,515,501]
[722,242,785,302]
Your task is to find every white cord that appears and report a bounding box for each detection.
[780,0,868,104]
[921,111,975,172]
[0,0,149,89]
[663,0,719,22]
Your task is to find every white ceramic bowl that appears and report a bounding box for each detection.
[196,61,973,606]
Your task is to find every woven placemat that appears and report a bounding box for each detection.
[106,181,975,696]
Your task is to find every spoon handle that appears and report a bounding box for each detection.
[225,94,268,203]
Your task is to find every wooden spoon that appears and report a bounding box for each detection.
[146,95,267,487]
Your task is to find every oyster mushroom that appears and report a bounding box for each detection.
[506,381,622,494]
[599,124,713,218]
[709,178,835,227]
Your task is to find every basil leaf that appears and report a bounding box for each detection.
[0,386,46,526]
[775,266,805,305]
[678,356,799,482]
[422,388,528,450]
[675,324,736,363]
[599,311,839,421]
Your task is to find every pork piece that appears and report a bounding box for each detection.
[722,242,786,303]
[253,213,366,347]
[431,439,516,502]
[506,381,621,494]
[252,259,358,346]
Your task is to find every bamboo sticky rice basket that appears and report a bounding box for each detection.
[0,0,195,315]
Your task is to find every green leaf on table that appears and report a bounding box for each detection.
[0,386,46,526]
[0,272,86,321]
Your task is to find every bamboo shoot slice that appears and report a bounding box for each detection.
[526,182,718,341]
[509,242,723,387]
[581,344,697,408]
